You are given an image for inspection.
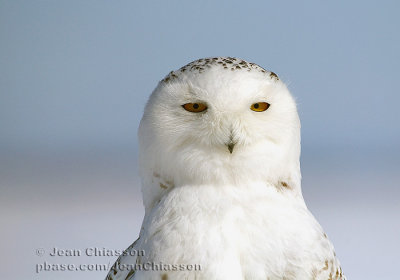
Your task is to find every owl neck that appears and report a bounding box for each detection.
[140,150,302,213]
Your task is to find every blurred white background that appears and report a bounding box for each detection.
[1,1,399,279]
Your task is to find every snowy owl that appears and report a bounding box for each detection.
[105,57,345,280]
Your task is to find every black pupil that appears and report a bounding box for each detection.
[193,103,199,109]
[254,103,259,109]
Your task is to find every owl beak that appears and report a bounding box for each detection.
[226,130,237,154]
[227,142,235,154]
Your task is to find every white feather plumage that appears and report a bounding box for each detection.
[106,57,345,280]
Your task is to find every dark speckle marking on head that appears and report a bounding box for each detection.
[161,274,168,280]
[161,57,279,83]
[270,71,279,80]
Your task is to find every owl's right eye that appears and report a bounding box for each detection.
[182,103,208,113]
[250,102,270,112]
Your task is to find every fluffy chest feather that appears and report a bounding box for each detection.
[135,183,335,280]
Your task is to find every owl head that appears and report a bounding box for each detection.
[139,57,301,209]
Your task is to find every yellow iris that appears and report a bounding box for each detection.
[250,102,270,112]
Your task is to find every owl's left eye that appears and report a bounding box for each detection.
[250,102,270,112]
[182,103,208,113]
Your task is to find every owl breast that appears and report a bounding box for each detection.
[134,182,333,280]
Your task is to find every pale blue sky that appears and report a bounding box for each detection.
[1,0,399,153]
